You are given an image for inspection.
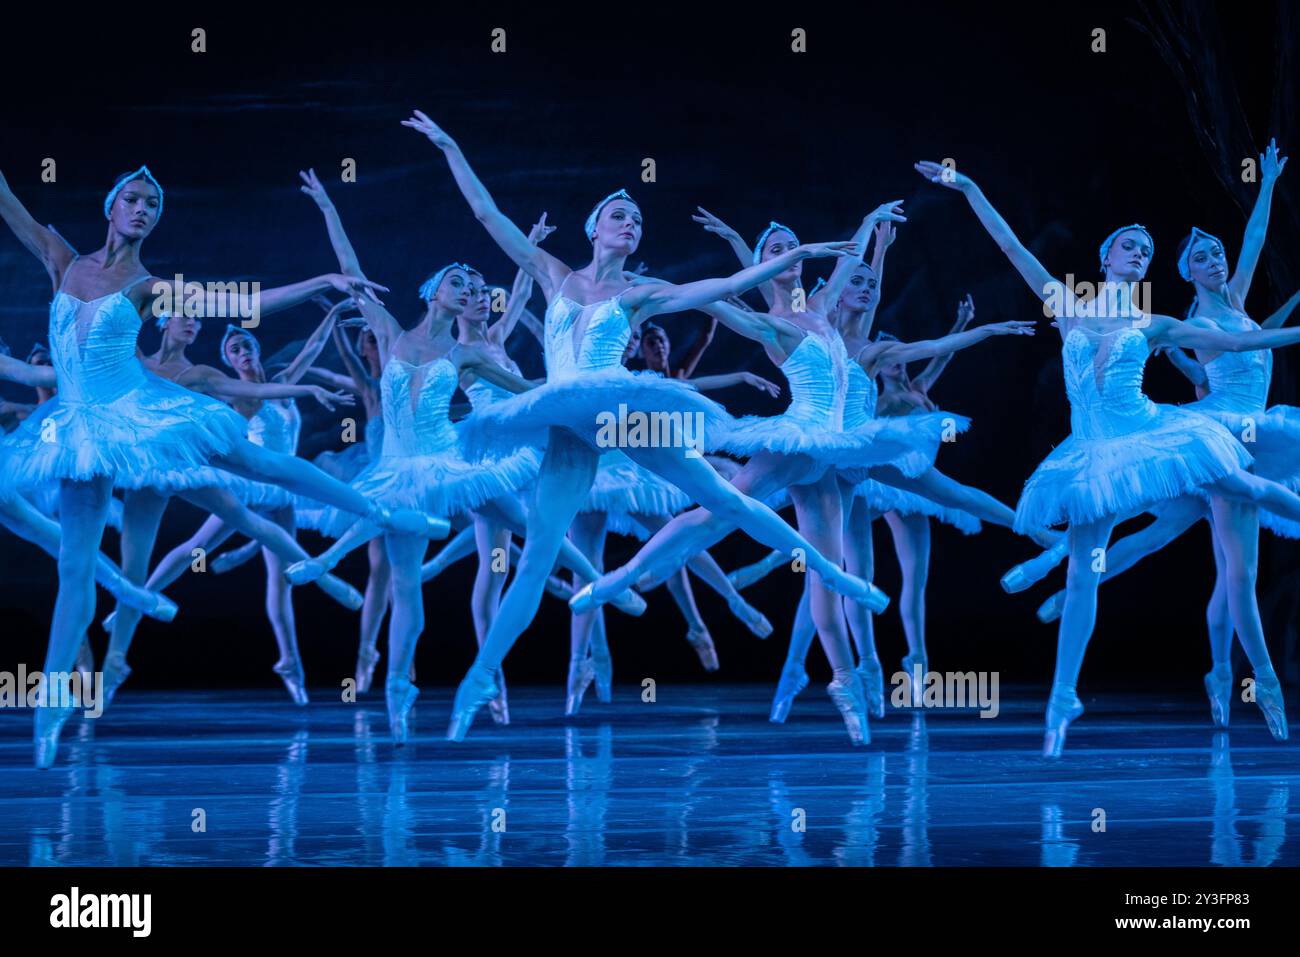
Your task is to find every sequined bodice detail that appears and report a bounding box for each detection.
[779,332,850,429]
[842,361,878,430]
[379,358,459,457]
[1061,327,1160,439]
[48,288,150,404]
[543,293,633,382]
[1196,317,1270,414]
[247,400,301,454]
[464,355,521,409]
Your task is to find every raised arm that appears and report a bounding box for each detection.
[913,294,975,392]
[1261,289,1300,330]
[302,366,360,393]
[490,214,554,344]
[697,300,804,354]
[675,316,718,378]
[915,161,1069,311]
[0,353,56,389]
[300,168,368,278]
[858,319,1036,374]
[402,111,568,297]
[0,169,75,285]
[332,319,375,392]
[146,273,386,323]
[1230,139,1287,303]
[631,242,861,321]
[810,202,906,315]
[692,206,772,306]
[274,299,351,384]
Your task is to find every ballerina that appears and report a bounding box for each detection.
[916,151,1300,755]
[0,165,445,766]
[402,111,885,742]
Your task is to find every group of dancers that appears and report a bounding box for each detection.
[2,115,1297,768]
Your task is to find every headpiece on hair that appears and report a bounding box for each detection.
[584,189,636,241]
[807,277,827,299]
[875,330,899,342]
[418,263,473,302]
[219,324,259,368]
[104,166,164,222]
[752,221,800,265]
[1097,223,1153,270]
[1177,227,1225,282]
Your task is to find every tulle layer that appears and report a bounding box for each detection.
[0,375,248,492]
[583,450,691,524]
[185,466,296,511]
[1192,406,1300,488]
[458,368,735,457]
[852,479,982,534]
[1014,406,1252,532]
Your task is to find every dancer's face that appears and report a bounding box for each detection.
[463,275,492,325]
[224,332,260,376]
[622,326,642,363]
[109,179,161,241]
[1103,229,1152,282]
[1185,236,1228,288]
[760,229,802,283]
[29,348,51,368]
[359,329,380,365]
[431,268,472,314]
[839,265,878,313]
[593,200,642,255]
[879,360,906,387]
[164,314,202,345]
[640,327,670,370]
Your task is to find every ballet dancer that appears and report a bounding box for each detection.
[917,151,1300,755]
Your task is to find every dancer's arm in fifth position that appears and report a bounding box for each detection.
[1229,139,1287,305]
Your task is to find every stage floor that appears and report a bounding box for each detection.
[1,685,1295,866]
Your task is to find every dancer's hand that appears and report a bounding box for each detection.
[402,110,456,150]
[742,372,781,397]
[326,274,388,303]
[955,294,975,329]
[798,241,863,260]
[307,386,355,411]
[692,207,744,245]
[1261,138,1288,183]
[983,319,1036,336]
[867,200,906,225]
[874,221,897,251]
[527,212,556,245]
[299,168,333,210]
[914,160,974,191]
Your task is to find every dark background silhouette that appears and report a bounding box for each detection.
[1,4,1296,692]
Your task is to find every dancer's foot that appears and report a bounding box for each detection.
[824,568,889,613]
[856,657,886,719]
[1001,539,1069,594]
[901,653,928,708]
[273,658,310,706]
[1042,687,1085,759]
[608,587,647,617]
[385,673,420,746]
[1036,590,1066,624]
[355,645,381,695]
[565,656,596,716]
[105,571,178,623]
[285,557,332,587]
[727,594,773,638]
[567,580,644,616]
[1254,672,1288,741]
[589,647,613,703]
[34,700,77,769]
[102,651,132,708]
[316,573,364,611]
[727,551,786,591]
[369,503,451,540]
[1204,664,1232,730]
[685,626,720,672]
[827,672,871,746]
[488,670,510,725]
[544,574,573,601]
[447,664,499,741]
[770,663,809,723]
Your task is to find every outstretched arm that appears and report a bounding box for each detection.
[454,345,535,395]
[1230,139,1287,303]
[1151,314,1300,354]
[675,316,718,378]
[332,319,375,393]
[810,202,906,316]
[698,300,804,353]
[180,366,355,410]
[692,206,772,307]
[1159,346,1208,387]
[914,294,975,392]
[490,213,554,344]
[1261,289,1300,330]
[403,111,568,297]
[688,371,781,397]
[0,353,56,389]
[146,273,386,322]
[300,168,368,278]
[0,170,75,285]
[858,319,1036,373]
[274,299,350,384]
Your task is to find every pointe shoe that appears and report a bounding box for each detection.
[827,673,871,746]
[488,670,510,725]
[106,571,179,623]
[856,658,886,719]
[355,645,381,695]
[285,558,330,587]
[608,587,647,617]
[727,594,773,638]
[901,654,928,708]
[102,610,116,634]
[829,570,889,613]
[565,657,596,715]
[1042,688,1085,759]
[447,665,500,741]
[273,658,310,706]
[770,664,810,723]
[685,627,720,672]
[727,554,783,591]
[102,652,132,708]
[316,573,364,611]
[1204,664,1232,730]
[370,503,451,540]
[589,649,613,703]
[1001,540,1069,594]
[1254,673,1289,742]
[1036,590,1066,624]
[385,674,420,746]
[34,701,77,769]
[544,575,573,601]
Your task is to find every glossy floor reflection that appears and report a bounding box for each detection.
[1,685,1295,866]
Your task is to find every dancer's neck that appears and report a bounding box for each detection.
[154,337,191,367]
[99,232,144,271]
[582,247,629,286]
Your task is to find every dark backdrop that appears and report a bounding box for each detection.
[1,4,1295,691]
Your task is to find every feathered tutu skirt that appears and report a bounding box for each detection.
[852,478,982,534]
[295,418,384,532]
[1014,405,1252,533]
[0,372,247,493]
[583,450,691,540]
